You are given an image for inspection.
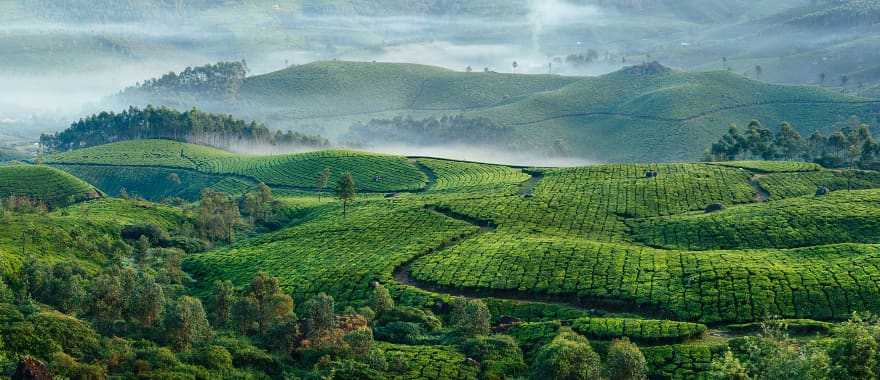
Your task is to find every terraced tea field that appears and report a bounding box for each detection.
[48,140,428,193]
[35,142,880,378]
[0,164,98,208]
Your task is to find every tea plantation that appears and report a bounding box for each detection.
[14,144,880,378]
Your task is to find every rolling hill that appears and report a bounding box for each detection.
[116,60,880,162]
[0,164,99,208]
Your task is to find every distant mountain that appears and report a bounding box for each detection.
[112,60,880,162]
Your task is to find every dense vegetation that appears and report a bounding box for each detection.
[40,106,328,153]
[708,118,880,168]
[11,136,880,378]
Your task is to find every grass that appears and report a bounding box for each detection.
[0,164,98,208]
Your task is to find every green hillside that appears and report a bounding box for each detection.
[0,164,98,208]
[121,60,880,162]
[47,139,428,193]
[10,143,880,378]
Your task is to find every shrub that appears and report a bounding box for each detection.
[709,351,750,380]
[121,223,171,246]
[529,328,602,380]
[29,311,101,360]
[198,346,233,370]
[376,306,441,331]
[605,338,647,380]
[461,335,526,380]
[450,298,491,336]
[373,322,425,345]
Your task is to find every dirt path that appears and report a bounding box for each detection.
[518,169,545,197]
[749,174,771,202]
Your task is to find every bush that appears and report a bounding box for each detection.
[121,223,171,246]
[450,298,491,336]
[605,338,647,380]
[461,335,526,380]
[199,346,233,370]
[29,311,101,360]
[529,328,602,380]
[373,322,425,345]
[376,306,441,331]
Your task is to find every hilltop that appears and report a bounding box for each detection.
[114,60,880,162]
[0,164,99,208]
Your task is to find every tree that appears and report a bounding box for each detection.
[819,72,827,85]
[827,315,877,379]
[165,296,213,351]
[605,338,647,380]
[196,189,240,242]
[335,172,356,217]
[466,66,473,73]
[841,75,850,87]
[512,61,519,72]
[774,122,803,161]
[450,298,491,336]
[530,328,602,380]
[304,292,336,338]
[232,272,294,336]
[368,282,394,315]
[131,273,166,329]
[710,351,750,380]
[211,280,236,328]
[755,65,763,80]
[316,168,332,200]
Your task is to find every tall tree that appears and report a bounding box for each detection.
[232,272,295,336]
[165,296,212,351]
[335,172,356,218]
[316,168,332,200]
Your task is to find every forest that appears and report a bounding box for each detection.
[39,106,329,154]
[707,118,880,169]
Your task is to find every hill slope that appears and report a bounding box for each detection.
[47,139,428,193]
[0,164,99,208]
[116,60,880,162]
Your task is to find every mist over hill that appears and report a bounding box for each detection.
[110,60,880,163]
[2,0,880,163]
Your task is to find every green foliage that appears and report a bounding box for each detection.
[460,335,527,380]
[570,317,707,344]
[529,328,602,380]
[57,164,254,201]
[41,105,328,152]
[165,296,212,351]
[29,311,101,359]
[450,298,491,337]
[0,164,97,208]
[605,338,648,380]
[368,282,395,316]
[378,342,479,380]
[642,343,725,380]
[48,139,428,192]
[827,316,878,379]
[757,169,880,199]
[630,189,880,250]
[709,351,750,380]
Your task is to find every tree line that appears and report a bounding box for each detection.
[119,61,249,102]
[40,106,329,153]
[707,118,880,168]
